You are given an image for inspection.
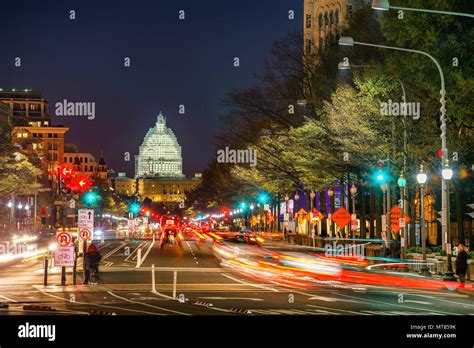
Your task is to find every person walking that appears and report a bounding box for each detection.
[83,242,102,284]
[455,243,468,286]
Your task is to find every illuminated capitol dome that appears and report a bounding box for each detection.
[135,112,185,178]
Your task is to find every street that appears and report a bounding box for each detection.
[1,232,473,317]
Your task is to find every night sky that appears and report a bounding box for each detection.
[0,0,301,177]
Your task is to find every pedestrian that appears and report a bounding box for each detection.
[283,228,287,241]
[455,243,468,285]
[83,242,102,284]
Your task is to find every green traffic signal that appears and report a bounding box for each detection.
[82,191,99,206]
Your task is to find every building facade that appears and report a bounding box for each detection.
[115,112,201,209]
[135,112,184,179]
[304,0,370,54]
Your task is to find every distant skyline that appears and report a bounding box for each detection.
[0,0,301,177]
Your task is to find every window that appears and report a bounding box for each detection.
[17,133,22,138]
[53,143,58,150]
[47,143,52,150]
[38,143,43,149]
[48,133,52,138]
[64,157,67,162]
[29,104,36,111]
[347,4,353,18]
[53,153,58,161]
[53,133,58,138]
[306,14,312,28]
[90,166,93,171]
[22,132,28,138]
[330,11,334,25]
[32,143,38,150]
[318,13,323,27]
[85,158,88,163]
[43,121,49,126]
[80,158,83,163]
[335,9,339,24]
[324,12,329,26]
[306,39,312,54]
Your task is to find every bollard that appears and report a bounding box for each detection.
[136,248,142,268]
[43,255,48,286]
[151,264,156,292]
[173,270,177,299]
[101,235,105,244]
[61,266,66,286]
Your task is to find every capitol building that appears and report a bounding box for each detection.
[135,112,185,178]
[114,112,201,209]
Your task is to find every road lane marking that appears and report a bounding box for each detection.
[197,297,264,301]
[221,273,279,292]
[138,241,155,267]
[124,242,145,262]
[307,304,369,316]
[107,291,190,315]
[34,287,165,315]
[333,292,461,316]
[308,295,359,303]
[102,242,127,261]
[0,294,17,302]
[402,300,432,305]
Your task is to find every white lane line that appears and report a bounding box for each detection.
[403,300,432,305]
[414,294,474,308]
[34,287,164,315]
[102,242,127,261]
[308,295,359,303]
[197,297,264,301]
[333,292,461,316]
[221,273,279,292]
[0,294,17,302]
[307,304,370,316]
[138,241,155,267]
[124,242,145,262]
[107,292,190,315]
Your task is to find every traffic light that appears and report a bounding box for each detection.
[82,191,100,206]
[373,160,388,183]
[129,202,141,214]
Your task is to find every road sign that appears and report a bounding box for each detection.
[351,214,358,231]
[54,246,74,267]
[56,231,73,246]
[79,228,92,241]
[311,208,324,223]
[390,205,410,232]
[78,209,94,229]
[332,207,351,228]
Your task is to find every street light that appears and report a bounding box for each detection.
[327,188,334,238]
[371,0,474,18]
[7,201,12,208]
[398,174,407,260]
[442,161,456,281]
[17,203,23,210]
[416,166,430,277]
[339,36,449,252]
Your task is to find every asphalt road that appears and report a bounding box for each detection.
[0,232,473,316]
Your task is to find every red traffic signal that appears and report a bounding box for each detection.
[376,160,385,167]
[71,176,93,192]
[59,164,73,178]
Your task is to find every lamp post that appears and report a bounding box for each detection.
[397,174,407,259]
[310,190,316,247]
[284,194,289,240]
[350,184,357,241]
[339,36,449,252]
[371,0,474,18]
[327,188,334,238]
[416,166,430,277]
[294,192,300,236]
[442,161,456,281]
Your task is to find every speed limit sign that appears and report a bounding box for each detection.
[79,228,93,241]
